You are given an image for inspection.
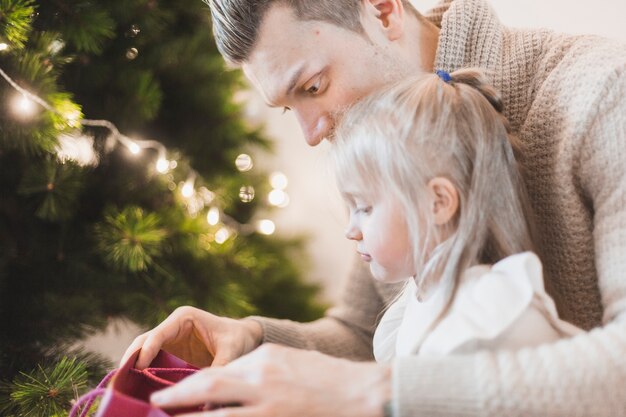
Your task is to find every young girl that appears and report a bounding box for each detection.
[331,69,582,362]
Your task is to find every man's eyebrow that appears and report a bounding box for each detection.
[267,64,306,107]
[286,65,306,97]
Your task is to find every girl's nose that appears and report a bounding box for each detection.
[345,225,362,241]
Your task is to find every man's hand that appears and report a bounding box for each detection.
[150,344,391,417]
[120,306,264,369]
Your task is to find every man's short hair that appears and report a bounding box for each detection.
[205,0,419,65]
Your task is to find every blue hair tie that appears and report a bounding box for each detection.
[435,69,452,83]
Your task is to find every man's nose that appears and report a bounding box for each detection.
[294,109,332,147]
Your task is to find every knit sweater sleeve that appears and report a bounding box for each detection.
[246,259,390,361]
[389,64,626,417]
[422,0,453,27]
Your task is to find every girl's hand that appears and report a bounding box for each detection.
[120,306,264,369]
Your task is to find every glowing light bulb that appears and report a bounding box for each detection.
[126,47,139,60]
[181,181,195,198]
[270,172,288,190]
[12,94,36,118]
[257,219,276,235]
[239,186,255,203]
[235,154,254,172]
[66,111,81,128]
[156,158,169,173]
[56,134,98,167]
[268,189,289,207]
[0,43,9,52]
[199,187,215,204]
[207,207,220,226]
[129,142,141,155]
[215,227,231,244]
[49,40,65,55]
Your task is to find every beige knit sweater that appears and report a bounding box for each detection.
[250,1,626,415]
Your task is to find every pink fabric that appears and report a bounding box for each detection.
[69,350,202,417]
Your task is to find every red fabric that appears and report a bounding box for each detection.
[93,350,202,417]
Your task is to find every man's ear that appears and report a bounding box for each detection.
[363,0,405,41]
[427,177,459,226]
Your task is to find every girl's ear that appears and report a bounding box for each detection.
[362,0,405,41]
[427,177,459,226]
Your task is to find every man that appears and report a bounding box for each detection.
[123,0,626,415]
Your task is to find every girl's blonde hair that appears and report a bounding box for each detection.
[333,69,537,311]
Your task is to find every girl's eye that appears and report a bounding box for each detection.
[356,206,372,215]
[281,107,291,114]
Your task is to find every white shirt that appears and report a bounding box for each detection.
[373,252,583,362]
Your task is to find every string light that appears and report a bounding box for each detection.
[207,207,220,226]
[268,189,289,207]
[268,171,289,207]
[56,133,98,167]
[126,47,139,60]
[127,24,141,38]
[235,154,253,172]
[198,187,215,204]
[0,64,290,241]
[128,142,141,155]
[49,40,65,55]
[215,227,231,244]
[12,93,37,118]
[186,193,205,216]
[181,178,195,198]
[257,219,276,235]
[65,110,81,128]
[270,172,288,190]
[156,158,170,173]
[239,185,255,203]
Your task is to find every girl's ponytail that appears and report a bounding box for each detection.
[333,69,539,319]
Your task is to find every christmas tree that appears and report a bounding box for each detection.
[0,1,326,415]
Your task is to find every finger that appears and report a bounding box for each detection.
[176,406,264,417]
[211,350,236,367]
[135,331,168,369]
[176,406,263,417]
[135,313,188,369]
[151,371,258,409]
[119,333,148,367]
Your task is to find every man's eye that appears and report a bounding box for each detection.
[282,107,291,114]
[306,81,320,94]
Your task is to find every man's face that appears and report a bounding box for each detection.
[242,5,409,146]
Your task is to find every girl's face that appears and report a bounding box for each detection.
[343,191,414,283]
